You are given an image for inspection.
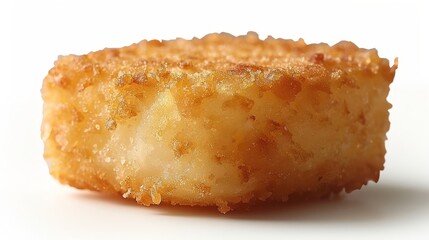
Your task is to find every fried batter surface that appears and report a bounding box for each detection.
[42,32,397,213]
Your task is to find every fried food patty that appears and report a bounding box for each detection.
[41,32,397,213]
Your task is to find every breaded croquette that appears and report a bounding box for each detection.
[41,32,397,213]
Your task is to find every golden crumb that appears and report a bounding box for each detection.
[41,32,397,213]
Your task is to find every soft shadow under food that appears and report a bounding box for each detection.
[73,183,429,222]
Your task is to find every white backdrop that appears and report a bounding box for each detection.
[1,0,428,239]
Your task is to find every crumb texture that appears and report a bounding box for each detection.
[41,32,397,213]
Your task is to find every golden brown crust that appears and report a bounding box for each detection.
[42,32,397,213]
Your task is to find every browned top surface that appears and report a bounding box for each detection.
[46,32,397,92]
[89,32,396,73]
[43,32,397,123]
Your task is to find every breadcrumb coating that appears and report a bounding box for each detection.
[41,32,397,213]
